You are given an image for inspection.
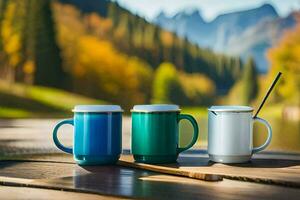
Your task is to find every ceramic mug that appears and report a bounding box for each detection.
[208,106,272,163]
[52,105,123,165]
[131,104,199,164]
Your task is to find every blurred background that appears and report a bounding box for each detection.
[0,0,299,153]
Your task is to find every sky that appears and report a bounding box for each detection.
[115,0,300,22]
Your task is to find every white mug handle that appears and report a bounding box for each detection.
[252,117,272,154]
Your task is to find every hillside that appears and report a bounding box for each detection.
[57,0,242,92]
[0,0,245,109]
[154,4,297,73]
[0,81,105,118]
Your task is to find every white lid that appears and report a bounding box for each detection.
[208,106,253,112]
[131,104,180,112]
[72,105,123,113]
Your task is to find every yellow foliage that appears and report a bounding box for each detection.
[1,2,21,67]
[23,61,35,75]
[4,34,21,55]
[84,14,112,37]
[77,36,152,105]
[179,72,216,105]
[1,20,12,41]
[160,31,174,47]
[113,13,128,40]
[152,62,182,103]
[53,3,154,105]
[152,62,215,105]
[226,80,244,105]
[180,73,215,97]
[53,3,154,107]
[9,54,20,67]
[53,3,85,72]
[267,16,300,104]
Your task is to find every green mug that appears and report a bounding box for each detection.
[131,104,199,164]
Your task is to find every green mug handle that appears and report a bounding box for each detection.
[177,114,199,154]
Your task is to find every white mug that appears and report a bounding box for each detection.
[208,106,272,163]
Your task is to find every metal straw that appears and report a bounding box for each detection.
[253,72,282,118]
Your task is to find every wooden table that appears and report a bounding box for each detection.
[1,153,300,199]
[1,119,300,199]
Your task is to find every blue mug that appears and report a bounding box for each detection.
[52,105,123,165]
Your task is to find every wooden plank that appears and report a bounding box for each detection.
[0,153,74,164]
[0,154,222,181]
[118,154,300,187]
[2,118,300,187]
[3,153,300,187]
[0,161,74,179]
[0,185,128,200]
[0,161,300,200]
[118,158,222,181]
[0,176,129,199]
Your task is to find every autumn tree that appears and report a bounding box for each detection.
[267,16,300,104]
[152,62,186,104]
[0,0,64,86]
[0,0,24,83]
[74,0,243,93]
[0,0,246,108]
[0,0,7,49]
[179,73,216,105]
[0,0,8,73]
[53,3,154,107]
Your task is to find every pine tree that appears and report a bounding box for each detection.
[0,0,8,60]
[57,0,244,93]
[14,0,30,82]
[0,0,24,82]
[0,0,8,49]
[232,57,242,80]
[241,57,259,104]
[107,2,119,27]
[30,0,64,87]
[0,0,6,77]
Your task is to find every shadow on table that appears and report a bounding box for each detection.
[175,156,300,168]
[71,165,211,199]
[225,158,300,168]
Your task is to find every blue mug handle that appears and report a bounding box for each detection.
[53,119,74,154]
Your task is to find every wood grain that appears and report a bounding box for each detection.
[0,185,126,200]
[118,154,300,187]
[117,159,222,181]
[1,161,300,200]
[3,153,300,187]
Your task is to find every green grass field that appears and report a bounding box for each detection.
[0,81,106,118]
[0,81,285,119]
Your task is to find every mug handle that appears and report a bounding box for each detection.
[177,114,199,154]
[252,117,272,154]
[53,119,74,154]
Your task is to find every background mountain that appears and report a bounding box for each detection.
[0,0,246,109]
[53,0,246,94]
[0,0,298,117]
[154,3,297,73]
